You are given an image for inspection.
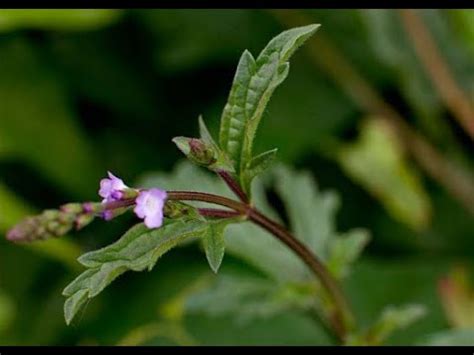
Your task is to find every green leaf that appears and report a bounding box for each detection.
[185,271,317,325]
[0,10,122,32]
[199,115,219,148]
[336,118,432,230]
[417,328,474,346]
[218,24,319,194]
[327,230,370,279]
[243,148,278,183]
[138,161,369,326]
[273,164,341,261]
[349,304,427,345]
[0,290,15,335]
[202,222,227,274]
[63,219,209,324]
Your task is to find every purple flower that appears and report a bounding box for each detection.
[134,188,168,229]
[99,172,128,203]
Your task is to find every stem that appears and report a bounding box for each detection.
[217,170,249,203]
[399,9,474,141]
[198,208,243,219]
[248,208,353,340]
[166,190,353,342]
[167,191,249,214]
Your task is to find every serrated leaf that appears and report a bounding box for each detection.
[243,148,278,185]
[63,219,209,324]
[327,230,370,279]
[138,161,369,330]
[202,222,227,274]
[273,164,340,261]
[218,24,319,194]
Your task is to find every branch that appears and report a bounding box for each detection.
[399,9,474,141]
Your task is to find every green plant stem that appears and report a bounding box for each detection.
[166,190,353,342]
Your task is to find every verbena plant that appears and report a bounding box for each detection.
[6,24,425,345]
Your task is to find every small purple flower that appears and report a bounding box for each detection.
[99,172,128,203]
[134,188,168,229]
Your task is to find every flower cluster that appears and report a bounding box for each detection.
[6,202,101,243]
[98,172,167,229]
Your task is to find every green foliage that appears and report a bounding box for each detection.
[337,118,432,230]
[0,38,100,195]
[0,10,122,32]
[140,161,369,333]
[218,24,319,195]
[63,220,210,324]
[348,304,427,345]
[0,291,15,337]
[202,221,228,274]
[418,328,474,346]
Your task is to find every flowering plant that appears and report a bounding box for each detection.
[6,24,425,345]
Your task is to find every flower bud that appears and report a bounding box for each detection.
[172,137,217,167]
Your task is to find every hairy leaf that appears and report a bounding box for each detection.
[218,24,319,194]
[63,220,209,324]
[202,221,227,274]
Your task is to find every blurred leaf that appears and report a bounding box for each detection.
[0,37,100,195]
[326,230,370,280]
[449,10,474,56]
[117,321,198,346]
[418,328,474,346]
[438,266,474,328]
[139,161,368,328]
[186,270,317,326]
[337,118,432,230]
[0,290,15,335]
[359,10,447,143]
[219,24,319,195]
[349,304,426,345]
[0,10,122,32]
[0,182,31,231]
[273,165,339,260]
[63,220,209,324]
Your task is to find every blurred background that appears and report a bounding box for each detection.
[0,9,474,345]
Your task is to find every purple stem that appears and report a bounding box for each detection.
[217,170,249,203]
